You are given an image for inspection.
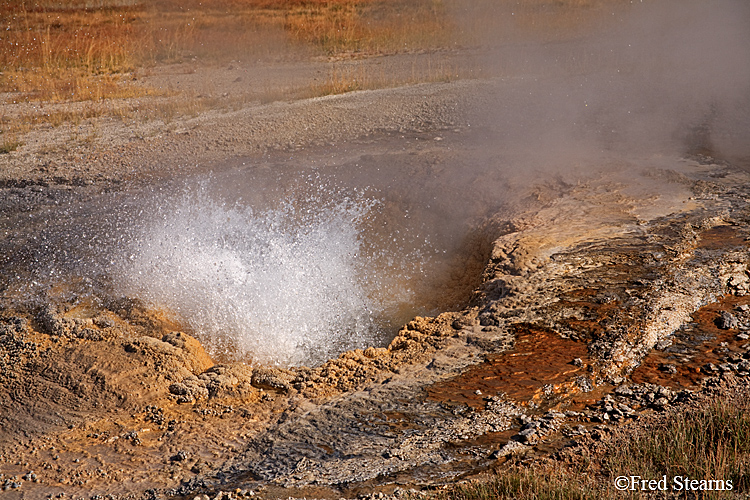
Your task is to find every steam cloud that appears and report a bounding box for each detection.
[459,0,750,177]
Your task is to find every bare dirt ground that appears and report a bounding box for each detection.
[2,5,750,499]
[0,50,483,189]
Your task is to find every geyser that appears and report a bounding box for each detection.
[2,131,500,369]
[117,179,417,367]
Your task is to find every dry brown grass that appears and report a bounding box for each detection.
[0,134,23,154]
[2,2,142,100]
[421,391,750,500]
[1,0,628,135]
[1,0,453,102]
[0,0,460,134]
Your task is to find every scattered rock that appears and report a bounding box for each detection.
[250,367,291,393]
[490,440,529,459]
[510,411,565,444]
[169,377,209,403]
[659,363,677,374]
[703,362,719,373]
[716,311,739,330]
[575,375,594,392]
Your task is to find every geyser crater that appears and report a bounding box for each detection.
[116,178,430,367]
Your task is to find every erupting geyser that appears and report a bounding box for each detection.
[117,180,414,367]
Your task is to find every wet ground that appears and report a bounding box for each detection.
[0,128,503,367]
[4,142,750,499]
